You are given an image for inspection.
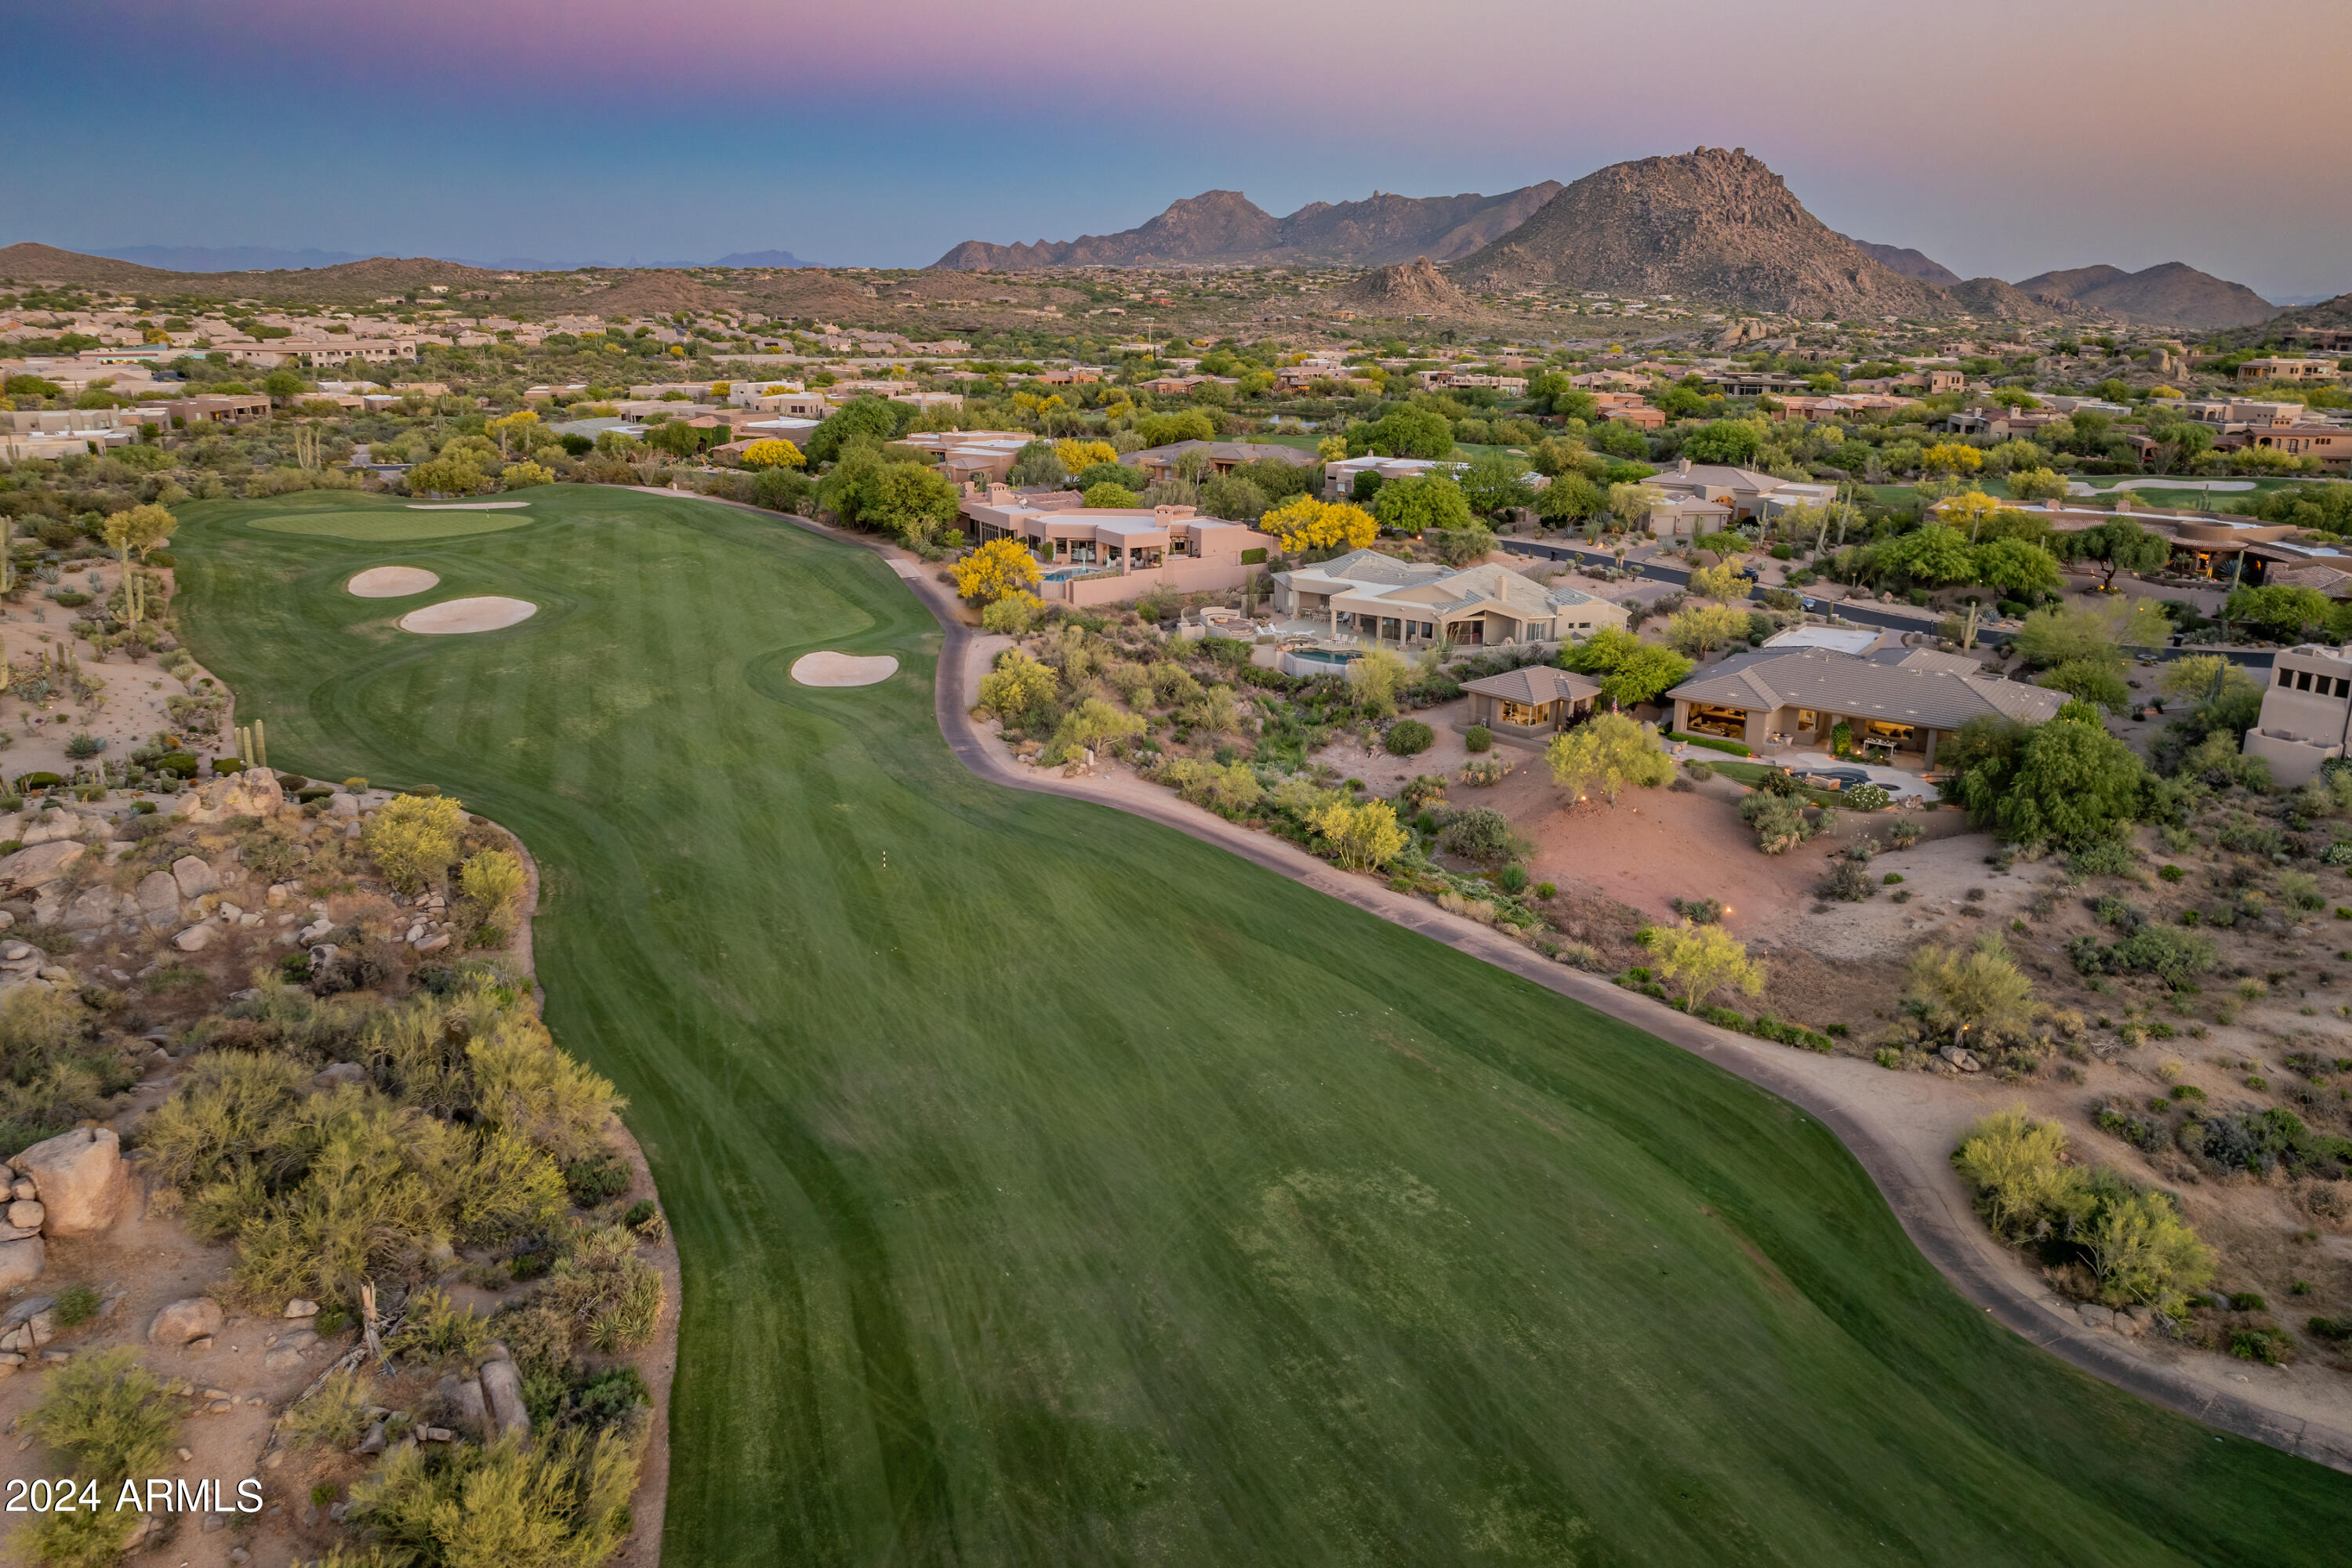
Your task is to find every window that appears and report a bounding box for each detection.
[2280,666,2296,687]
[1796,709,1818,730]
[2298,670,2314,691]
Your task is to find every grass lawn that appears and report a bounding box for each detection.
[175,485,2352,1565]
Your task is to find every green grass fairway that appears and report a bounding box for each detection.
[176,488,2352,1565]
[249,503,536,542]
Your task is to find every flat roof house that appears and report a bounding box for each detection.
[1271,550,1629,649]
[961,500,1277,608]
[1131,441,1320,483]
[1664,645,2067,768]
[2238,358,2340,383]
[2243,644,2352,786]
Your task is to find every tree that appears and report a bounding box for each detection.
[500,461,554,488]
[1082,481,1141,508]
[1545,711,1675,804]
[1678,419,1765,465]
[1564,628,1693,708]
[1922,442,1984,475]
[2082,1186,2214,1315]
[2013,597,2168,670]
[1906,935,2034,1051]
[101,503,176,628]
[859,463,960,546]
[1952,1109,2085,1241]
[2056,517,2171,591]
[2155,654,2256,707]
[1200,474,1269,521]
[1456,452,1534,517]
[364,793,467,894]
[487,408,541,456]
[1606,481,1663,528]
[2007,466,2070,502]
[1312,798,1409,870]
[1971,537,2062,597]
[1007,441,1065,488]
[1136,408,1216,445]
[1349,647,1410,716]
[1949,713,2146,848]
[977,649,1057,720]
[1664,603,1750,655]
[1265,496,1377,554]
[2038,658,2132,712]
[806,396,909,463]
[1878,523,1977,585]
[1686,560,1746,602]
[953,539,1042,604]
[460,849,528,921]
[408,454,487,496]
[2225,583,2332,641]
[1532,472,1603,524]
[1352,405,1454,459]
[740,439,804,469]
[1054,438,1120,474]
[262,368,308,404]
[1647,921,1766,1014]
[1044,698,1144,763]
[1372,474,1473,536]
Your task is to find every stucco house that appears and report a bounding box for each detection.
[1461,666,1602,738]
[2242,644,2352,786]
[1663,645,2066,767]
[960,499,1276,608]
[1648,459,1838,521]
[1271,551,1628,648]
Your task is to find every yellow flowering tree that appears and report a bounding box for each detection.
[101,503,177,629]
[1265,496,1377,554]
[363,793,467,894]
[1646,920,1766,1014]
[1053,438,1119,473]
[953,538,1044,604]
[486,408,540,457]
[1922,442,1984,475]
[1311,797,1409,870]
[740,439,805,469]
[977,649,1057,719]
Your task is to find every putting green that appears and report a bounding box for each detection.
[175,488,2352,1566]
[250,507,536,542]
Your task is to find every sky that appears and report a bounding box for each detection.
[6,0,2346,299]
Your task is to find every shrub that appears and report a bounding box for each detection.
[1954,1109,2084,1240]
[363,792,467,893]
[1457,759,1504,786]
[281,1366,376,1452]
[1464,724,1493,753]
[460,849,528,920]
[1817,858,1875,902]
[1889,820,1922,848]
[1384,720,1435,756]
[1740,793,1811,855]
[1497,864,1530,895]
[2230,1327,2292,1365]
[388,1286,491,1362]
[1844,782,1891,811]
[52,1283,100,1327]
[28,1348,176,1483]
[562,1154,631,1207]
[1439,808,1526,864]
[1534,881,1557,899]
[352,1424,644,1567]
[538,1225,665,1353]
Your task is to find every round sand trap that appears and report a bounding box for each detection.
[399,597,539,634]
[790,652,898,688]
[347,566,441,598]
[405,500,531,511]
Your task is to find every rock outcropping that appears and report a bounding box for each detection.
[1334,257,1471,316]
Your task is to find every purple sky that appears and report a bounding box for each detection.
[5,0,2343,299]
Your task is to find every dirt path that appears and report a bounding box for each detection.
[663,488,2352,1476]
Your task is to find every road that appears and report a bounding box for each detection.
[1499,536,2278,669]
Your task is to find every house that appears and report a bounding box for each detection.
[900,431,1037,487]
[960,499,1277,607]
[2219,422,2352,472]
[1319,454,1464,498]
[1138,373,1220,395]
[1770,393,1920,422]
[1648,459,1837,520]
[1600,404,1666,430]
[1662,645,2067,766]
[2289,326,2352,354]
[2237,357,2339,384]
[1643,494,1732,539]
[1131,440,1320,483]
[1461,666,1602,739]
[1700,370,1809,398]
[169,393,272,425]
[1270,550,1629,648]
[2242,644,2352,786]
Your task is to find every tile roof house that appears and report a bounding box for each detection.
[1460,666,1603,738]
[1271,550,1628,648]
[1648,459,1838,520]
[1664,645,2067,767]
[1131,441,1321,482]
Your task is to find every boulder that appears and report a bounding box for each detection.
[170,856,220,900]
[414,933,450,954]
[60,886,124,931]
[173,771,287,826]
[172,924,214,953]
[329,794,360,819]
[19,816,77,847]
[5,1201,41,1230]
[0,840,85,892]
[477,1356,531,1440]
[285,1298,319,1319]
[0,1238,42,1290]
[2076,1303,2117,1330]
[147,1296,224,1347]
[135,870,181,931]
[12,1127,127,1235]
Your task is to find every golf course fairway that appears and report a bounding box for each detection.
[174,487,2352,1565]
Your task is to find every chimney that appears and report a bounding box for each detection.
[1677,457,1692,475]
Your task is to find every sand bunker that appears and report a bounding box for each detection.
[399,597,539,634]
[405,501,532,510]
[347,566,441,598]
[790,652,898,688]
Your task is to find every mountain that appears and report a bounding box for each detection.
[2012,261,2275,328]
[1450,148,1949,317]
[0,242,514,302]
[1933,276,2089,322]
[711,249,813,269]
[1841,237,1958,284]
[931,183,1565,270]
[1334,257,1470,315]
[89,244,367,272]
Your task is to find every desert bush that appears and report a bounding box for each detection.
[459,849,528,920]
[28,1348,175,1483]
[1740,793,1809,855]
[1844,782,1891,811]
[363,793,466,893]
[1384,720,1434,756]
[1439,808,1526,864]
[537,1225,665,1353]
[282,1367,377,1453]
[352,1424,644,1568]
[1464,724,1493,753]
[389,1286,492,1363]
[23,1504,139,1568]
[1889,820,1922,849]
[1457,759,1504,786]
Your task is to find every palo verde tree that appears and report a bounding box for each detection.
[101,503,176,630]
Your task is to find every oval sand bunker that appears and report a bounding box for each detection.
[399,597,538,634]
[790,652,898,688]
[347,566,441,598]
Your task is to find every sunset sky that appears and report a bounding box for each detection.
[10,0,2344,299]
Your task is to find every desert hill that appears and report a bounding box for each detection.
[1334,257,1471,315]
[1451,148,1950,317]
[2013,261,2274,329]
[931,183,1565,270]
[1843,237,1959,284]
[0,242,513,303]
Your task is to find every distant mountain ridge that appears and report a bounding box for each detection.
[1841,237,1959,285]
[90,245,368,272]
[2011,262,2275,328]
[931,183,1564,270]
